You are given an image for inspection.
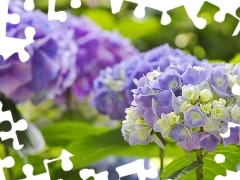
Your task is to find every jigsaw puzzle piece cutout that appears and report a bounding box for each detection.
[205,0,240,36]
[0,101,28,150]
[110,0,208,26]
[214,154,240,179]
[132,0,184,25]
[191,1,240,36]
[182,0,207,29]
[44,149,74,172]
[20,164,50,180]
[20,149,74,180]
[0,156,15,180]
[116,159,158,180]
[79,169,109,180]
[0,0,15,38]
[110,0,124,14]
[0,26,35,62]
[233,22,240,36]
[0,0,36,62]
[232,83,240,96]
[110,0,184,25]
[206,0,240,22]
[48,0,81,22]
[48,0,67,22]
[70,0,81,9]
[24,0,35,11]
[220,122,240,138]
[110,0,240,35]
[48,0,82,22]
[215,171,240,180]
[7,13,20,25]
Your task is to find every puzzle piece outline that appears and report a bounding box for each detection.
[0,156,15,180]
[79,159,158,180]
[0,101,28,150]
[47,0,81,22]
[20,149,74,180]
[0,0,36,62]
[110,0,240,36]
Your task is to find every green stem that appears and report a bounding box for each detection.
[158,133,165,180]
[196,149,204,180]
[160,147,164,179]
[4,146,14,180]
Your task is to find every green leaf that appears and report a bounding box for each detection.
[66,127,141,168]
[162,154,192,179]
[41,121,109,147]
[165,160,203,180]
[118,17,160,41]
[83,9,116,30]
[65,127,184,168]
[208,59,225,63]
[162,145,240,180]
[230,53,240,65]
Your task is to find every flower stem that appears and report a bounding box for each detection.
[160,147,164,180]
[158,133,165,180]
[196,149,204,180]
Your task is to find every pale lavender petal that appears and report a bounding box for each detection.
[184,104,207,128]
[222,127,240,146]
[178,132,200,151]
[199,133,220,152]
[144,108,159,127]
[170,123,190,142]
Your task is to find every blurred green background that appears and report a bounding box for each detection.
[2,0,240,179]
[34,0,240,61]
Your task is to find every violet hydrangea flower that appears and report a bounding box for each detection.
[64,14,138,101]
[91,44,209,120]
[122,62,240,152]
[0,0,78,104]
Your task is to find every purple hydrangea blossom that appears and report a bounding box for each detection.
[91,44,209,120]
[210,65,232,97]
[64,14,138,101]
[0,1,78,104]
[122,61,240,152]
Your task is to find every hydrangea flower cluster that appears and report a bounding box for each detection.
[122,62,240,152]
[64,14,138,101]
[91,44,208,120]
[0,0,77,104]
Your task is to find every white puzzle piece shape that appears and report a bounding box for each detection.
[0,102,28,150]
[0,0,35,62]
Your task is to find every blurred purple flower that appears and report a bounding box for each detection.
[0,1,77,104]
[64,14,138,101]
[91,44,208,120]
